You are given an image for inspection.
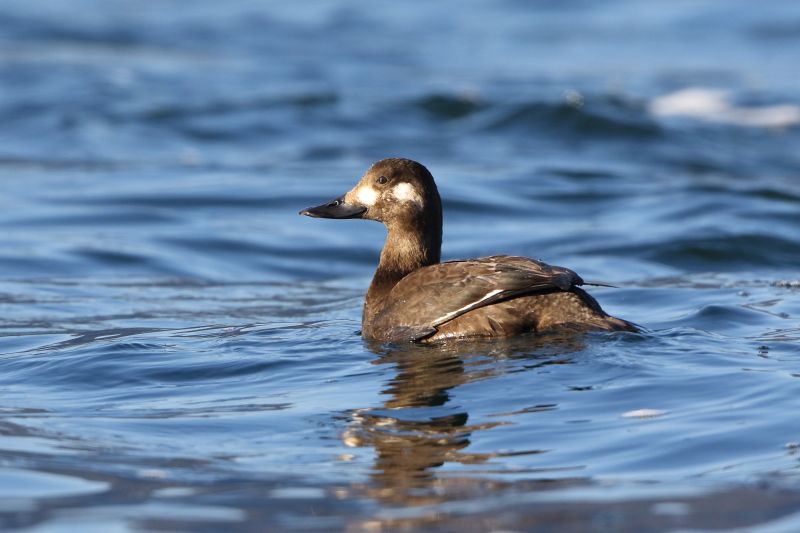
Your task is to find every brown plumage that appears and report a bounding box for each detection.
[300,158,637,343]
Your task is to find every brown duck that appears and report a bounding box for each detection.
[300,158,637,343]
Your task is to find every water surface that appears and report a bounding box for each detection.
[1,1,800,531]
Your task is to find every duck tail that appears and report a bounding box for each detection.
[582,281,618,288]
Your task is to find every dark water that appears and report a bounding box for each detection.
[1,1,800,531]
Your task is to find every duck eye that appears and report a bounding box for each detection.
[376,176,388,185]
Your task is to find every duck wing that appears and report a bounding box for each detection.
[379,255,584,341]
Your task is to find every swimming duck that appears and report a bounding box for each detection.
[300,158,637,343]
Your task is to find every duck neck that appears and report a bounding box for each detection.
[364,221,441,322]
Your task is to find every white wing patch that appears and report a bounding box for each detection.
[432,289,503,326]
[355,185,378,206]
[391,182,424,208]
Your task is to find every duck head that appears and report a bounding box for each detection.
[300,158,442,229]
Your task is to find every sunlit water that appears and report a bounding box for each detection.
[1,1,799,531]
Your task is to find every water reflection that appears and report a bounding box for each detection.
[346,335,587,506]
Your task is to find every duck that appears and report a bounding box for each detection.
[300,158,637,343]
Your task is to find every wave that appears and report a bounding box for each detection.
[477,97,661,138]
[586,234,800,271]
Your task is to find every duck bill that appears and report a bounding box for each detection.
[299,195,367,219]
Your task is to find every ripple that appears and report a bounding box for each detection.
[9,210,179,227]
[0,468,108,499]
[134,93,338,122]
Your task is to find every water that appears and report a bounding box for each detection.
[1,1,799,531]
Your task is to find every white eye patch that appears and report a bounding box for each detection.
[355,186,378,206]
[391,182,424,208]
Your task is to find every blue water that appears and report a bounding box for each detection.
[1,1,800,531]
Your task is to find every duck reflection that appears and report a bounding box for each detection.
[343,334,586,506]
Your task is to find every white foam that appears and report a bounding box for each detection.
[622,408,667,419]
[649,87,800,128]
